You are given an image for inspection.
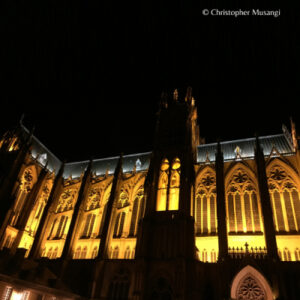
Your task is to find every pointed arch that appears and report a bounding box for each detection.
[231,265,273,300]
[266,158,300,187]
[169,158,180,210]
[195,166,217,235]
[225,163,262,234]
[267,158,300,232]
[156,159,169,211]
[225,162,258,190]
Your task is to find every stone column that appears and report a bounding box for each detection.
[254,136,279,260]
[97,155,123,259]
[215,142,228,260]
[61,160,93,259]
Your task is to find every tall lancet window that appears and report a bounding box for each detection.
[226,168,262,234]
[268,165,300,233]
[168,158,181,210]
[156,159,169,211]
[156,158,181,211]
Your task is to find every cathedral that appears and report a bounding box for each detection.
[0,89,300,300]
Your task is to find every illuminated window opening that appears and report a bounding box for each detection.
[112,246,119,259]
[295,248,300,261]
[92,246,98,259]
[283,248,291,261]
[124,246,131,259]
[156,160,169,211]
[156,158,181,211]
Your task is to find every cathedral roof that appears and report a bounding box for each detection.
[63,152,151,179]
[20,125,295,178]
[197,133,295,163]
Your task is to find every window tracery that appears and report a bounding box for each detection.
[195,169,217,235]
[237,276,265,300]
[85,188,101,211]
[156,158,180,211]
[226,168,262,233]
[56,189,77,213]
[267,165,300,233]
[129,188,144,236]
[113,212,126,238]
[118,190,129,208]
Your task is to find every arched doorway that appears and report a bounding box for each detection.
[231,265,273,300]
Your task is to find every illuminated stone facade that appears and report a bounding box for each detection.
[0,90,300,299]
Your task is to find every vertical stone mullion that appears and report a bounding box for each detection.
[280,190,289,232]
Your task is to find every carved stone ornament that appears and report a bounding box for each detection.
[23,169,33,183]
[201,174,215,187]
[233,171,248,184]
[270,168,286,181]
[86,188,101,209]
[237,275,265,300]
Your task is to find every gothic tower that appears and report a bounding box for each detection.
[135,88,200,299]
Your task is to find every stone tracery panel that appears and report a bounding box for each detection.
[226,167,262,233]
[267,164,300,233]
[195,168,217,235]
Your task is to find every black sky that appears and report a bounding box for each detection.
[0,0,299,162]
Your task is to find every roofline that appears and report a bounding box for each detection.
[197,133,287,148]
[21,125,62,163]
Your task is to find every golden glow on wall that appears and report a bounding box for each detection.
[195,236,219,262]
[267,164,300,233]
[157,159,169,211]
[156,158,180,211]
[10,167,37,227]
[226,168,263,234]
[195,168,217,235]
[276,235,300,261]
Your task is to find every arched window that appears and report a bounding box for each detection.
[129,188,144,236]
[112,246,119,259]
[55,216,68,239]
[156,158,181,212]
[82,214,96,238]
[48,218,57,239]
[157,159,169,211]
[52,247,58,259]
[92,247,98,259]
[47,247,53,259]
[4,235,11,248]
[131,248,135,259]
[283,248,291,261]
[81,246,87,259]
[268,165,300,233]
[41,248,46,257]
[231,265,273,300]
[211,249,217,263]
[124,246,131,259]
[226,168,262,234]
[74,246,81,259]
[195,169,217,235]
[168,158,180,210]
[202,249,207,262]
[294,248,300,261]
[113,212,126,238]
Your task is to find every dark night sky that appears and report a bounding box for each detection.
[0,0,299,162]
